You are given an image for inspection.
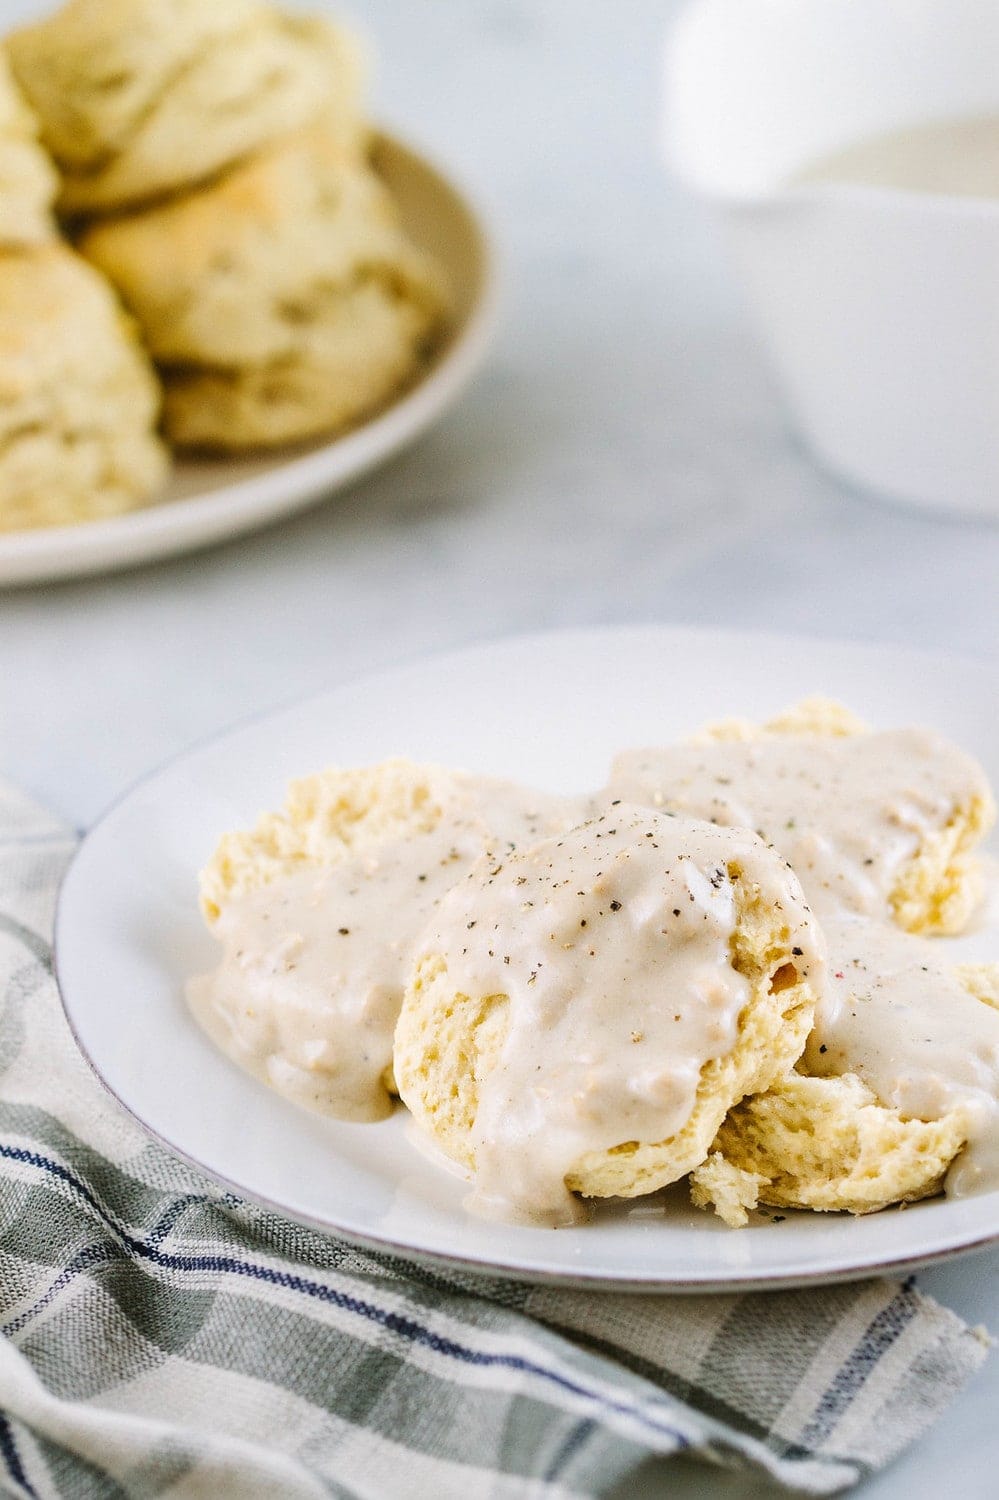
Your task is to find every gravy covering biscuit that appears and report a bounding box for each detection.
[8,0,364,214]
[0,244,166,531]
[609,711,994,934]
[190,761,588,1121]
[394,808,823,1224]
[796,923,999,1195]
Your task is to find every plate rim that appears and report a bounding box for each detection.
[44,1031,999,1293]
[0,127,500,588]
[53,623,999,1292]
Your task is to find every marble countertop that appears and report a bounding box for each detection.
[1,3,997,1496]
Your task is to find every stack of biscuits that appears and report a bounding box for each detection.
[1,0,449,530]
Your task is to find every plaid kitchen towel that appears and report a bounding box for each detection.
[0,779,990,1500]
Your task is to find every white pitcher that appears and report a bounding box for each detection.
[664,0,999,517]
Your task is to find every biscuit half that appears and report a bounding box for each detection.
[196,760,477,1118]
[708,698,995,936]
[200,758,461,924]
[609,698,995,937]
[194,761,585,1120]
[395,812,822,1219]
[691,1071,969,1225]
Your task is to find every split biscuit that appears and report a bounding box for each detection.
[395,809,823,1223]
[201,758,475,925]
[81,129,449,450]
[609,697,995,935]
[0,50,58,245]
[0,244,166,532]
[194,760,585,1121]
[8,0,364,214]
[691,1072,970,1226]
[202,757,585,924]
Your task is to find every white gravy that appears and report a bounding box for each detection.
[806,917,999,1194]
[420,807,822,1225]
[608,728,987,922]
[610,730,999,1197]
[793,116,999,200]
[187,775,589,1122]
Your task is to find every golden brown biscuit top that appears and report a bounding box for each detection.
[8,0,260,168]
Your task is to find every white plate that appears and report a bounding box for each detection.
[0,133,497,588]
[55,626,999,1291]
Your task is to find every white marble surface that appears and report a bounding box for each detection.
[1,2,998,1495]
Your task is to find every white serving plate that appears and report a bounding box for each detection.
[55,626,999,1291]
[0,132,497,587]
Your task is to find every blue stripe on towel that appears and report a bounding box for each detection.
[0,1412,37,1498]
[0,1142,690,1452]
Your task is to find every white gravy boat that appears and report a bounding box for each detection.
[664,0,999,518]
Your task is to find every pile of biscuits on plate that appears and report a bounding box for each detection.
[191,698,999,1230]
[0,0,449,533]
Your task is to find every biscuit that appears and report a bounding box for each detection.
[0,50,57,245]
[609,699,995,936]
[159,299,439,451]
[692,1072,969,1225]
[708,698,995,935]
[395,809,823,1222]
[197,760,478,1119]
[201,758,466,925]
[891,800,993,934]
[957,963,999,1010]
[0,244,167,532]
[80,130,448,450]
[687,1151,767,1228]
[194,761,586,1121]
[692,696,870,745]
[80,131,442,366]
[8,0,364,214]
